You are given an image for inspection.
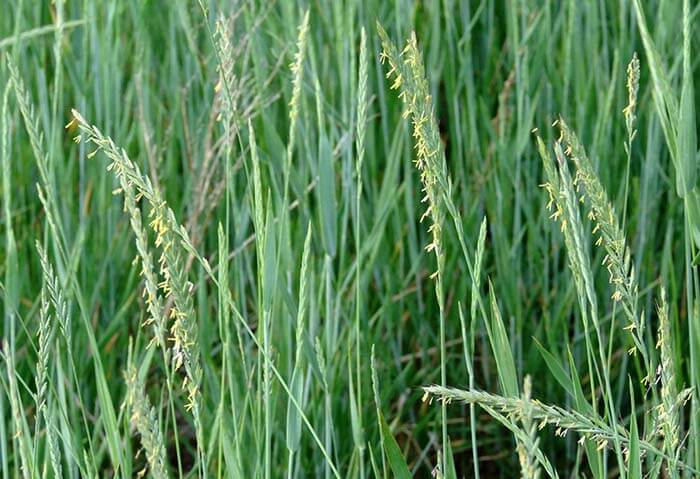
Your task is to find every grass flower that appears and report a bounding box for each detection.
[557,119,648,371]
[124,365,170,479]
[70,109,205,470]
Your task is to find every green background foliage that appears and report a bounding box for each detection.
[1,0,699,477]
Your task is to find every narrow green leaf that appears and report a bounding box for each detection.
[318,133,336,257]
[348,361,364,451]
[444,437,457,479]
[379,412,412,479]
[628,386,642,479]
[262,203,276,311]
[485,282,518,397]
[567,348,602,479]
[285,368,304,452]
[533,339,574,398]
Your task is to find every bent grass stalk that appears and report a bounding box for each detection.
[70,110,205,475]
[422,385,696,475]
[112,128,184,475]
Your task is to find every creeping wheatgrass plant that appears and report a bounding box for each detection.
[69,109,206,474]
[558,119,649,373]
[3,1,700,477]
[377,24,451,473]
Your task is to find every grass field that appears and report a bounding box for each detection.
[2,0,700,477]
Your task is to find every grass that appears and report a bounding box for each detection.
[1,0,699,477]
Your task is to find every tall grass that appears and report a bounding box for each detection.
[1,1,699,477]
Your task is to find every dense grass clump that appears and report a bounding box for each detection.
[1,1,699,477]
